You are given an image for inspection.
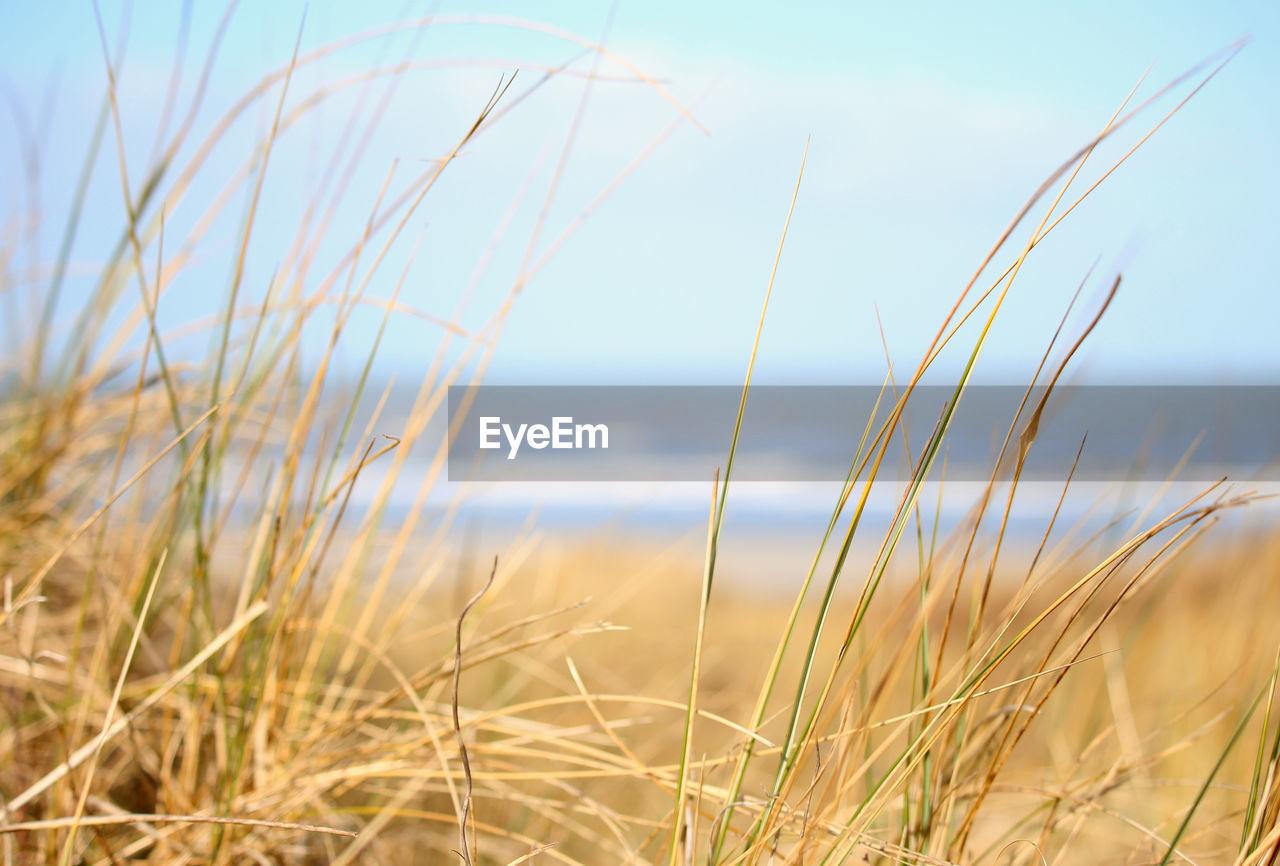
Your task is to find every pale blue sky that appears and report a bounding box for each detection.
[2,1,1277,386]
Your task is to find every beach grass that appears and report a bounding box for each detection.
[1,12,1277,865]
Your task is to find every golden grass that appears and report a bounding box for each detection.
[1,10,1277,865]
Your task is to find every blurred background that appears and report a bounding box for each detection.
[2,1,1277,581]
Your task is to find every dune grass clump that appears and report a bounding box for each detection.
[2,10,1278,865]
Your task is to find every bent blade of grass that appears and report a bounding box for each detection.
[294,76,523,714]
[926,272,1120,854]
[283,78,516,730]
[333,79,697,719]
[909,44,1240,406]
[453,556,499,866]
[812,492,1242,861]
[950,498,1222,857]
[747,55,1228,849]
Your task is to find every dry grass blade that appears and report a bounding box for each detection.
[0,815,356,838]
[453,556,499,866]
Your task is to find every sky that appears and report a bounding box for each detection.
[2,0,1278,388]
